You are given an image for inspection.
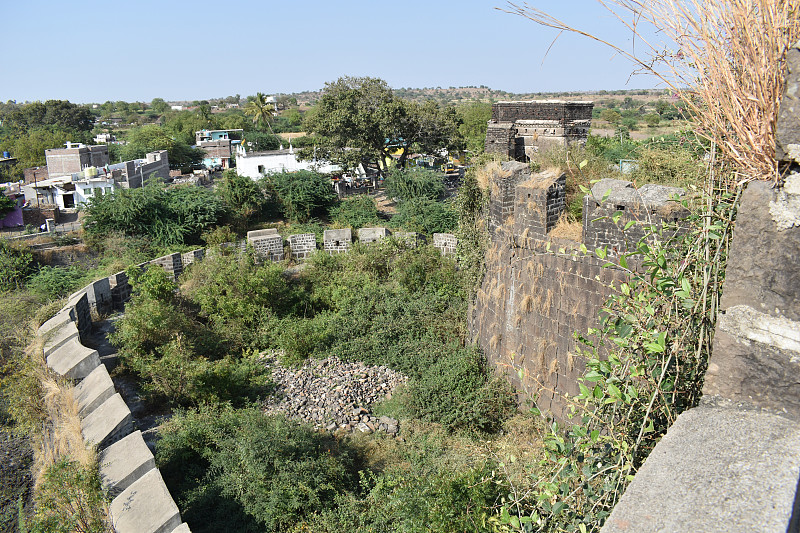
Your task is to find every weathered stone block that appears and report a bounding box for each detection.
[99,430,155,496]
[358,227,390,244]
[42,321,80,357]
[720,181,800,321]
[109,469,181,533]
[247,228,278,239]
[74,364,115,417]
[776,40,800,163]
[46,336,100,380]
[38,309,74,336]
[86,277,112,316]
[601,403,800,533]
[288,233,317,259]
[81,393,133,449]
[324,228,351,254]
[393,232,422,247]
[433,233,457,256]
[248,234,284,261]
[170,524,192,533]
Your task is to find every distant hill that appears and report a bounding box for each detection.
[291,86,666,108]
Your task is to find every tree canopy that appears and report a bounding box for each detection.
[302,77,462,174]
[122,125,204,170]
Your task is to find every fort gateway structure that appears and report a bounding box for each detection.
[484,100,593,161]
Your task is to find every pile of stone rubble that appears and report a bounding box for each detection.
[262,353,407,436]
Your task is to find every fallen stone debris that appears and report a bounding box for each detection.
[262,353,407,435]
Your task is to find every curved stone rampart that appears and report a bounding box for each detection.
[37,225,457,532]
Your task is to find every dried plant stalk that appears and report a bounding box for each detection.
[501,0,800,182]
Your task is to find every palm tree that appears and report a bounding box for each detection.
[244,92,276,134]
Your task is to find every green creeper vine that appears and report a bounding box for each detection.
[490,181,740,532]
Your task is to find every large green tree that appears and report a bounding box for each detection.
[302,77,461,174]
[2,100,94,133]
[122,125,204,170]
[456,101,492,154]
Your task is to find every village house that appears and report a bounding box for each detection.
[234,143,340,179]
[21,143,168,209]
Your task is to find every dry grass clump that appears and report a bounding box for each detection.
[503,0,800,182]
[476,159,509,191]
[549,214,583,242]
[27,340,94,485]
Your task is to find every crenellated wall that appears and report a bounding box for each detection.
[470,162,687,419]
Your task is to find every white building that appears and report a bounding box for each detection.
[235,144,340,179]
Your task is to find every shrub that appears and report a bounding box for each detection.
[390,197,457,235]
[265,170,337,223]
[26,266,87,300]
[157,406,358,533]
[27,459,109,533]
[329,195,380,230]
[0,240,33,290]
[384,168,445,202]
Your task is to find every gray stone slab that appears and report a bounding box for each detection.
[99,430,155,496]
[719,181,800,322]
[170,524,191,533]
[42,321,80,357]
[46,336,100,380]
[109,469,181,533]
[38,309,74,336]
[247,228,278,239]
[601,403,800,533]
[81,393,133,449]
[74,364,115,416]
[358,227,390,244]
[776,40,800,163]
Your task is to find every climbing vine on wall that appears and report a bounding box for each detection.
[490,180,740,532]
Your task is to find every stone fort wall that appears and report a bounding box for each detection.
[469,161,687,418]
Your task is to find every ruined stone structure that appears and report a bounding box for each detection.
[32,216,463,533]
[358,227,390,244]
[288,233,317,260]
[433,233,458,256]
[323,228,352,254]
[470,162,686,418]
[247,228,284,262]
[485,101,593,161]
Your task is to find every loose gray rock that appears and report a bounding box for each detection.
[262,353,405,435]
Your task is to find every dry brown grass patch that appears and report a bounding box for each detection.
[550,215,582,242]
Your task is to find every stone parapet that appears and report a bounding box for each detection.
[324,228,352,254]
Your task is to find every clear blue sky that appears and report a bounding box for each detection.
[1,0,663,103]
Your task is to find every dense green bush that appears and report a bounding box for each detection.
[0,240,33,290]
[390,197,458,235]
[216,170,270,230]
[264,170,337,223]
[181,251,300,351]
[111,264,270,407]
[26,266,88,299]
[157,406,358,533]
[83,180,227,246]
[28,459,108,533]
[329,195,380,230]
[384,168,445,202]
